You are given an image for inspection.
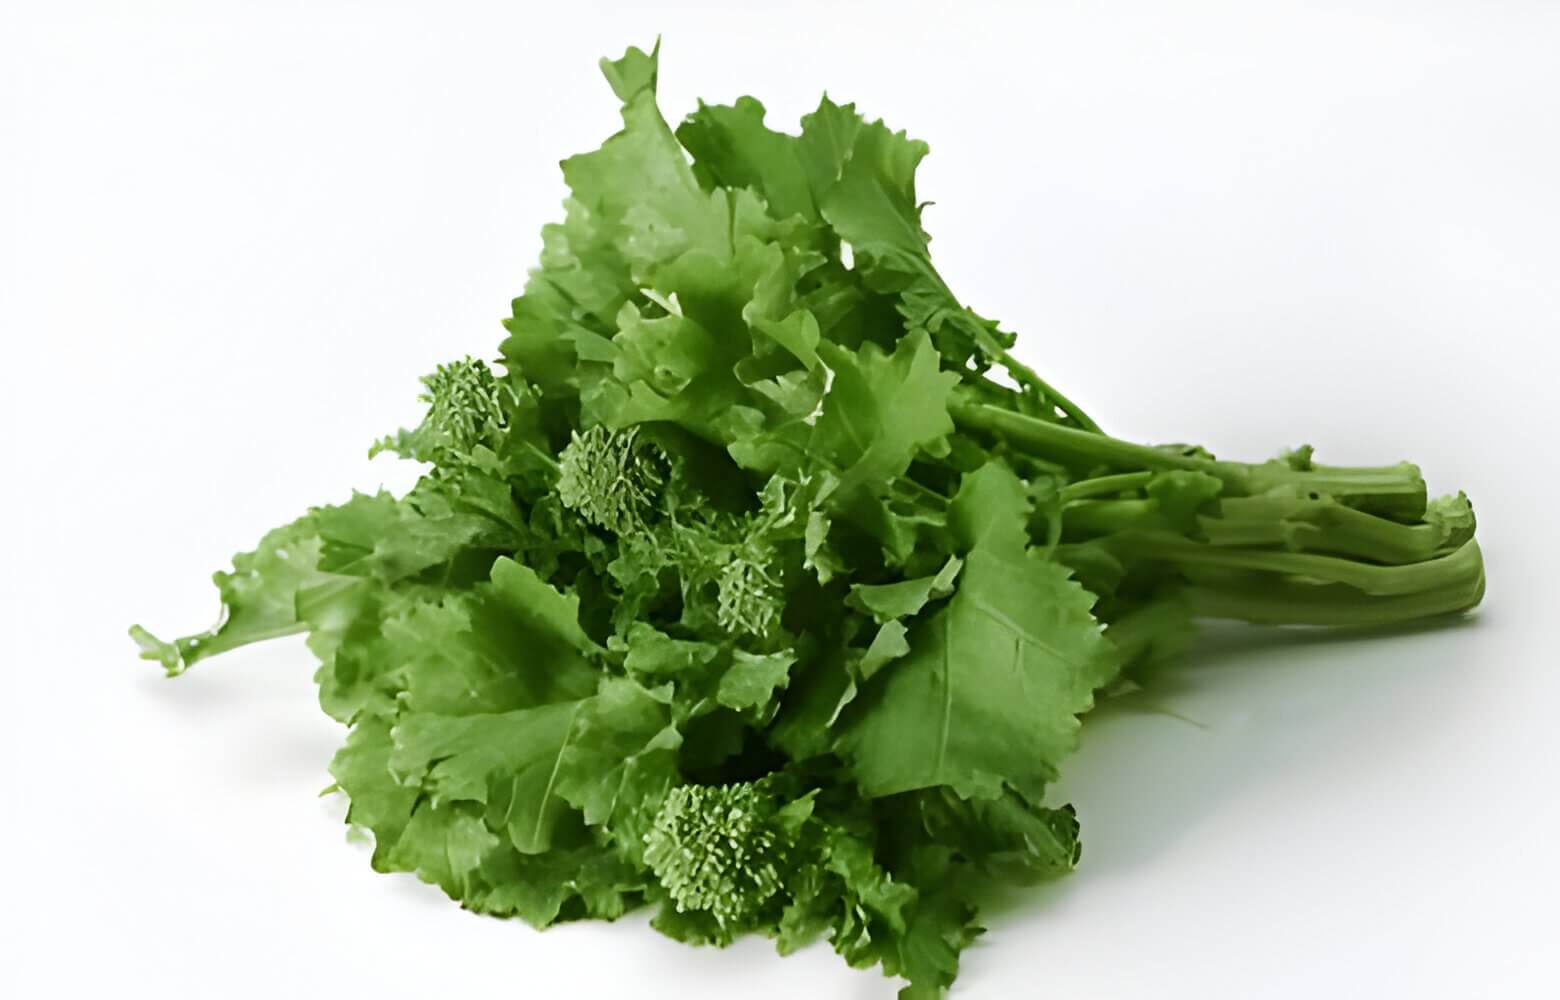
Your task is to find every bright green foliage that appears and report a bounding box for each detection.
[134,43,1485,999]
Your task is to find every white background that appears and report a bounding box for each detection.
[4,2,1558,997]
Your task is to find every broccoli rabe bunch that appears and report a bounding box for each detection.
[134,43,1483,999]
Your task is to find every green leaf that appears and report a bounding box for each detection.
[500,198,636,399]
[328,719,419,870]
[554,677,680,833]
[796,96,865,205]
[857,620,911,683]
[393,672,681,861]
[889,880,982,1000]
[389,558,599,716]
[814,331,958,497]
[677,96,819,223]
[615,623,722,683]
[598,40,659,102]
[816,118,930,271]
[915,786,1081,882]
[948,460,1031,552]
[837,465,1114,799]
[316,490,497,583]
[828,556,964,724]
[561,44,732,277]
[130,515,327,676]
[385,799,502,896]
[769,642,854,762]
[847,557,961,624]
[309,590,400,724]
[391,699,585,854]
[777,821,922,975]
[717,649,798,713]
[467,843,642,926]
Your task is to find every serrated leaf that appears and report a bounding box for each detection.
[837,465,1113,799]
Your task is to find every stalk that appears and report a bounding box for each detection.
[953,394,1484,627]
[1183,557,1486,626]
[1243,461,1426,520]
[1111,534,1483,598]
[951,399,1219,474]
[1059,471,1155,502]
[1061,499,1160,538]
[1201,493,1465,564]
[951,398,1427,512]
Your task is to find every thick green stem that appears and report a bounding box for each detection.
[1062,499,1161,537]
[929,260,1102,433]
[1244,461,1426,521]
[951,400,1428,515]
[951,400,1219,475]
[981,341,1102,434]
[1059,471,1155,502]
[1102,597,1193,669]
[1113,534,1483,597]
[1184,559,1485,626]
[956,395,1483,628]
[1202,493,1457,564]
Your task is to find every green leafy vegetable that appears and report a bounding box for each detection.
[134,43,1484,997]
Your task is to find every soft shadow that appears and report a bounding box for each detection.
[231,719,342,786]
[974,613,1484,923]
[131,635,317,713]
[134,665,250,709]
[133,637,343,787]
[380,867,463,912]
[967,872,1083,926]
[1086,612,1484,722]
[1174,612,1483,665]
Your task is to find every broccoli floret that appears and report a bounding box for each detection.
[372,357,514,466]
[556,428,788,639]
[643,781,788,928]
[557,426,667,534]
[715,556,782,638]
